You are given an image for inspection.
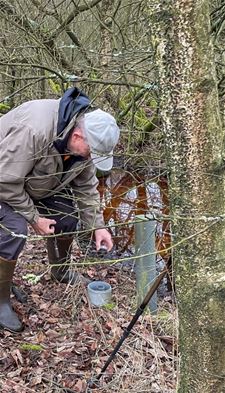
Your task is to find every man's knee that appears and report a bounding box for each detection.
[36,193,78,234]
[0,203,28,260]
[9,217,28,237]
[2,204,28,236]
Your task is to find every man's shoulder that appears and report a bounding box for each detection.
[17,99,60,136]
[19,98,60,113]
[0,99,60,144]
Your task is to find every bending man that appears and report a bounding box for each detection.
[0,87,120,332]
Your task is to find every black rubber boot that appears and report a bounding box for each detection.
[47,237,90,285]
[0,256,23,332]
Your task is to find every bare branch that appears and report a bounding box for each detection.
[0,0,76,73]
[49,0,102,40]
[0,62,65,81]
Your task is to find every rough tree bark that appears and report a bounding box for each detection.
[149,1,225,392]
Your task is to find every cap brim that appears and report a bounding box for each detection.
[91,151,113,172]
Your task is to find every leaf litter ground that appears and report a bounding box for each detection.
[0,236,177,393]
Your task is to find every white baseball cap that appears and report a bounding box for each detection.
[83,109,120,171]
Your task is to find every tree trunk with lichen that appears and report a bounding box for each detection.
[149,1,225,392]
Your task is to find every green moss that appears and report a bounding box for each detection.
[157,309,175,336]
[48,78,61,94]
[102,302,116,311]
[157,309,171,321]
[22,273,41,284]
[119,90,158,135]
[20,343,43,351]
[0,103,11,114]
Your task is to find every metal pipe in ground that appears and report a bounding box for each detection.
[135,214,157,314]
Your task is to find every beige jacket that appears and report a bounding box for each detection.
[0,99,104,229]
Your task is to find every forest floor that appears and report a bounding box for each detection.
[0,235,177,393]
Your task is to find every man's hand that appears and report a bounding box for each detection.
[31,217,56,235]
[95,228,113,251]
